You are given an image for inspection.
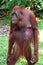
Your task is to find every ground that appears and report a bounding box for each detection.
[0,25,9,36]
[0,18,43,65]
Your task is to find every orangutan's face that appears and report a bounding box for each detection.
[12,12,18,24]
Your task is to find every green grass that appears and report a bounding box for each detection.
[0,36,8,65]
[0,35,43,65]
[36,52,43,65]
[38,19,43,30]
[1,17,10,25]
[0,19,43,65]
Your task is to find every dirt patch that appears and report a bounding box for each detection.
[0,25,10,36]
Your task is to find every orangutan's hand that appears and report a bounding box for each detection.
[30,55,38,64]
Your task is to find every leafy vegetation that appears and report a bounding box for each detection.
[0,0,43,17]
[0,0,43,10]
